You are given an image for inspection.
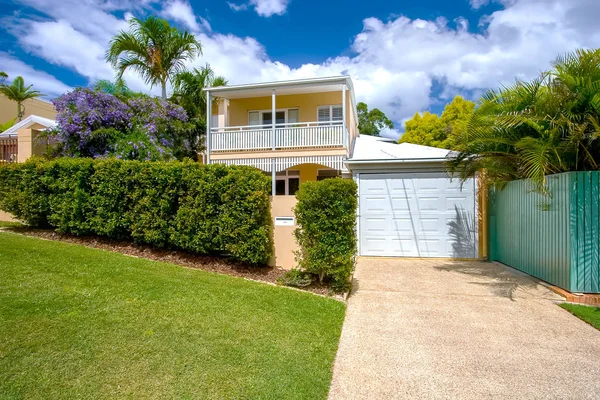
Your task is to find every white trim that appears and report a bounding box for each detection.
[317,104,343,123]
[206,91,211,164]
[204,75,352,93]
[213,155,346,172]
[0,115,56,136]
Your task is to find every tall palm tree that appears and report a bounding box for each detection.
[171,64,227,159]
[172,64,227,122]
[105,16,202,99]
[0,76,44,121]
[449,48,600,191]
[0,71,7,83]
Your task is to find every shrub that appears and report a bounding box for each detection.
[277,269,313,288]
[49,88,193,161]
[294,178,357,286]
[0,158,273,265]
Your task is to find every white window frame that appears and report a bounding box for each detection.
[274,170,300,196]
[317,105,343,125]
[248,108,299,126]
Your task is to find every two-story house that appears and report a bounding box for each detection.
[204,76,359,267]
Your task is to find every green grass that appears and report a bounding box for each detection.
[560,303,600,330]
[0,233,345,399]
[0,221,23,228]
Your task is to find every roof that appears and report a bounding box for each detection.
[204,75,354,97]
[347,134,453,164]
[0,115,56,136]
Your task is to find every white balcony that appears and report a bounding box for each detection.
[210,121,348,152]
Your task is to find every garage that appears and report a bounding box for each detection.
[346,136,478,258]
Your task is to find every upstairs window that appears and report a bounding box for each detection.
[318,105,343,124]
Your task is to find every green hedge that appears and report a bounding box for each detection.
[294,178,357,285]
[0,158,273,265]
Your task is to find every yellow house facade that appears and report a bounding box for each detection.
[204,76,359,268]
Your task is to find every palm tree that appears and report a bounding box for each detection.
[172,64,227,121]
[449,48,600,192]
[92,77,145,99]
[171,64,227,159]
[105,16,202,99]
[0,76,44,121]
[0,71,7,83]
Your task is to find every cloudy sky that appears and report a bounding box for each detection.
[1,0,599,137]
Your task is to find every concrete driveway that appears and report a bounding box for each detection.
[329,258,600,399]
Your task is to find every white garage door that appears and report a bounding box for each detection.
[359,172,477,258]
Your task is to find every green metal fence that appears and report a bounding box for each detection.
[489,172,600,293]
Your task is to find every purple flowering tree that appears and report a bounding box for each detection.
[50,88,192,161]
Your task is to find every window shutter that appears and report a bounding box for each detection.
[248,111,260,125]
[331,106,343,122]
[318,106,330,122]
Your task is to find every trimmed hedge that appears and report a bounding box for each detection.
[294,178,357,285]
[0,158,273,265]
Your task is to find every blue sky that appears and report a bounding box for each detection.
[1,0,598,137]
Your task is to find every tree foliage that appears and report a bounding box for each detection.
[357,102,394,136]
[399,95,475,149]
[448,48,600,191]
[48,88,193,161]
[0,76,44,121]
[171,64,227,152]
[106,16,202,99]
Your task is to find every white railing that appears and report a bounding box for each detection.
[211,121,347,152]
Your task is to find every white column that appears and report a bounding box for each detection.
[206,91,211,164]
[271,89,276,196]
[342,84,347,148]
[271,89,276,150]
[271,158,276,196]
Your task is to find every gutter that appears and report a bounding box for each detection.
[344,157,450,164]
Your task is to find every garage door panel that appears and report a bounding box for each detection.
[359,173,477,258]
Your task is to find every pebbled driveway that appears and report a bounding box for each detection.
[329,258,600,399]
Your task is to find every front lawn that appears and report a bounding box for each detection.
[0,233,345,399]
[560,303,600,330]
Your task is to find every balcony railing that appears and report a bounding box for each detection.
[210,121,347,152]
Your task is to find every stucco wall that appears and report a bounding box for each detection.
[0,95,56,124]
[269,196,299,269]
[222,91,355,135]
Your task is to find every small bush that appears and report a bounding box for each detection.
[0,158,273,265]
[277,269,313,288]
[294,178,357,286]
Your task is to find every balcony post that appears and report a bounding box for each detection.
[342,83,347,148]
[206,90,211,164]
[271,89,276,195]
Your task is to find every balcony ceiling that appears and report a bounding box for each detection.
[204,76,353,99]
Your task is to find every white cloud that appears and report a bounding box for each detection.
[228,2,248,12]
[6,0,599,138]
[0,52,71,98]
[250,0,289,17]
[229,0,289,17]
[161,0,211,32]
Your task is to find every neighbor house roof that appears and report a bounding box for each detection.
[346,134,453,164]
[0,115,56,136]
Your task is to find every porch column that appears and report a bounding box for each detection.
[206,90,211,164]
[342,84,347,148]
[271,89,276,196]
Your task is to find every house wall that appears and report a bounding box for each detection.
[270,195,299,269]
[222,91,355,134]
[0,95,56,124]
[17,128,47,162]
